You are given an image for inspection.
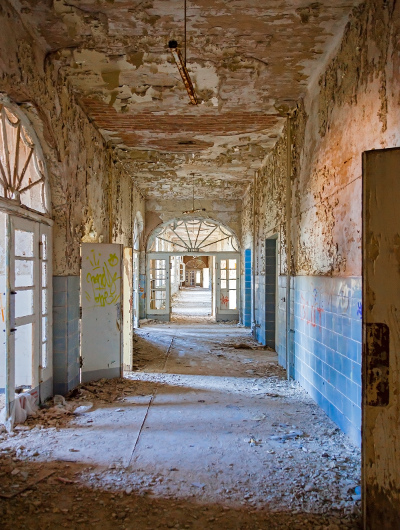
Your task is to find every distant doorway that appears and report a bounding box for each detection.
[146,218,240,322]
[171,287,212,321]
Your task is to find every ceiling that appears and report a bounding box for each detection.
[14,0,361,200]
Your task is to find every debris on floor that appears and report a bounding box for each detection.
[0,322,361,529]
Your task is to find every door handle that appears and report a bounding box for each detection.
[10,328,17,333]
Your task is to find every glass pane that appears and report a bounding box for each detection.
[229,291,237,310]
[229,279,237,289]
[42,316,48,342]
[150,278,165,289]
[228,259,237,270]
[220,260,227,269]
[42,288,48,314]
[150,290,166,310]
[15,260,34,287]
[150,259,166,270]
[221,279,227,289]
[41,341,47,369]
[41,233,48,260]
[220,291,229,308]
[42,262,47,287]
[229,269,236,279]
[15,230,34,257]
[221,270,227,279]
[150,270,166,279]
[15,322,33,387]
[15,289,34,318]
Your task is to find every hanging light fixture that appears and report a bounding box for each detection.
[169,0,198,105]
[182,172,206,214]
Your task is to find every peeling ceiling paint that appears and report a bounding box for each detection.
[13,0,362,199]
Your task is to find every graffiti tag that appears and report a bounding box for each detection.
[220,294,229,307]
[300,289,323,328]
[85,249,121,307]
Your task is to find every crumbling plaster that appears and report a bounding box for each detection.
[6,0,362,201]
[243,0,400,283]
[0,2,145,275]
[295,0,400,277]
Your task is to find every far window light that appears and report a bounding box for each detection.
[0,103,48,214]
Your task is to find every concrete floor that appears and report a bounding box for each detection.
[171,287,212,321]
[0,321,361,529]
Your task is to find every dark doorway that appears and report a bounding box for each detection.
[265,238,277,349]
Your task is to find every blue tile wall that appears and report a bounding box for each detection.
[292,276,362,446]
[53,276,80,396]
[243,249,252,327]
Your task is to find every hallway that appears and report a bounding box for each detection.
[0,322,360,529]
[171,287,212,321]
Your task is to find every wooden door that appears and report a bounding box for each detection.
[81,243,123,382]
[215,254,240,321]
[362,147,400,528]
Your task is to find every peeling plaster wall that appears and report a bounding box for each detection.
[0,3,145,395]
[0,4,145,277]
[296,0,400,278]
[242,0,400,445]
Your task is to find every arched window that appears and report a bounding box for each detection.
[0,103,49,214]
[148,218,239,253]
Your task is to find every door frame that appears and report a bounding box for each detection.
[215,252,241,321]
[146,253,171,321]
[3,209,53,422]
[145,252,238,320]
[132,250,140,328]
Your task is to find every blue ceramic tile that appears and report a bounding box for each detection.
[351,319,362,342]
[53,335,67,353]
[53,306,67,323]
[53,276,67,292]
[53,290,67,307]
[351,361,362,386]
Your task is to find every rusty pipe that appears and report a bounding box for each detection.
[169,40,198,105]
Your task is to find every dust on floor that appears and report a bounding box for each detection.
[0,322,361,529]
[171,287,213,322]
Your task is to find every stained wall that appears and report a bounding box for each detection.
[243,0,400,445]
[0,4,145,395]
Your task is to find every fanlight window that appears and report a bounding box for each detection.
[148,219,238,252]
[0,104,48,214]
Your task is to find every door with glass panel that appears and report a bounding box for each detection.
[215,254,240,321]
[132,251,139,328]
[147,254,170,321]
[9,217,52,401]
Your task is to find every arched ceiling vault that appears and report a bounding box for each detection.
[11,0,362,200]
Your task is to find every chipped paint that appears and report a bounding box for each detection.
[5,0,362,200]
[0,2,145,275]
